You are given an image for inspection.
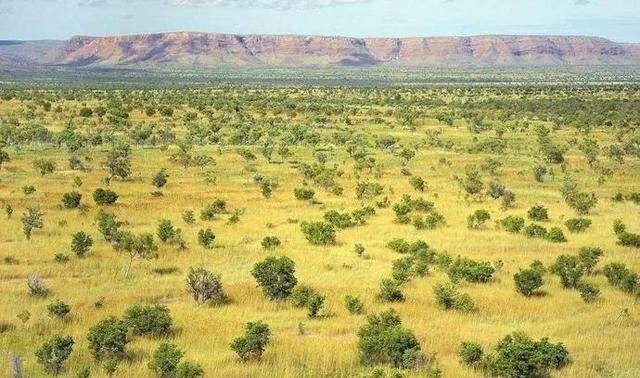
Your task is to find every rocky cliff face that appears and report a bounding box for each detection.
[2,33,640,68]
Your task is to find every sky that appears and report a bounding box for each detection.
[1,0,639,42]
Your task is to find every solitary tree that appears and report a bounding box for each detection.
[230,321,271,361]
[21,207,44,240]
[35,335,74,375]
[111,231,158,276]
[104,142,132,180]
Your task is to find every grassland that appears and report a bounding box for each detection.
[0,84,639,377]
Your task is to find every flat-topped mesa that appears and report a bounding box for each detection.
[2,32,640,68]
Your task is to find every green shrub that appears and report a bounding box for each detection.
[603,263,638,294]
[261,236,281,250]
[252,256,297,300]
[61,191,82,209]
[294,188,315,201]
[565,218,592,233]
[546,227,567,243]
[300,221,336,245]
[409,176,426,192]
[181,210,196,225]
[324,210,354,229]
[433,282,475,312]
[152,169,169,189]
[47,300,71,318]
[87,317,129,361]
[617,231,640,248]
[186,267,227,305]
[93,188,118,205]
[458,342,484,367]
[513,269,543,297]
[230,321,271,361]
[357,309,423,368]
[306,293,326,318]
[344,295,364,314]
[197,228,215,249]
[550,255,584,289]
[35,335,74,375]
[200,199,226,220]
[392,257,415,283]
[71,231,93,257]
[482,332,569,377]
[378,278,405,302]
[386,238,410,254]
[447,257,495,283]
[577,281,600,303]
[577,247,604,275]
[500,216,525,233]
[148,342,183,377]
[523,223,548,239]
[467,209,491,229]
[527,205,549,221]
[176,361,204,378]
[290,285,318,308]
[123,304,173,336]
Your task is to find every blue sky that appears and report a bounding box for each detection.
[1,0,639,42]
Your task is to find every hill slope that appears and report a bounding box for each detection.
[1,32,640,68]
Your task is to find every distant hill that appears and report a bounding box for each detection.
[1,33,640,69]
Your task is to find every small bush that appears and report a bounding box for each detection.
[93,188,118,205]
[148,342,183,377]
[47,300,71,318]
[323,210,354,229]
[35,335,74,375]
[252,256,297,300]
[550,255,584,289]
[200,199,226,220]
[378,278,405,302]
[344,295,364,314]
[230,321,271,361]
[577,281,600,303]
[546,227,567,243]
[500,216,525,233]
[577,247,604,275]
[27,274,49,297]
[603,263,638,294]
[186,267,227,305]
[617,231,640,248]
[458,342,484,367]
[447,257,495,283]
[61,191,82,209]
[357,309,423,368]
[467,209,491,230]
[294,188,315,201]
[176,361,204,378]
[528,205,549,221]
[523,223,548,239]
[481,332,569,377]
[513,269,543,297]
[565,218,592,233]
[71,231,93,257]
[391,257,414,284]
[197,228,216,249]
[87,317,129,361]
[409,176,426,192]
[261,236,281,250]
[433,282,475,312]
[182,210,196,225]
[123,304,173,337]
[290,285,318,308]
[300,221,336,245]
